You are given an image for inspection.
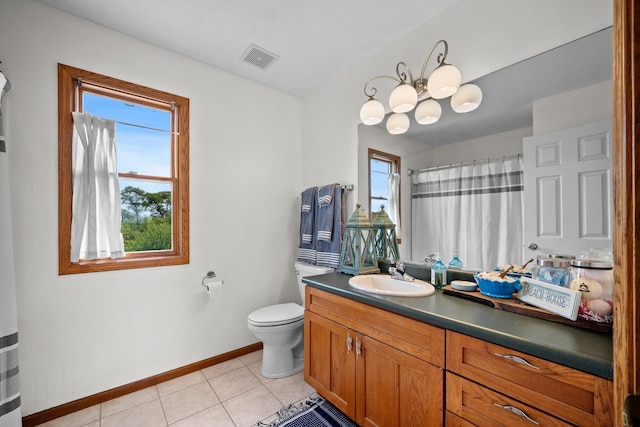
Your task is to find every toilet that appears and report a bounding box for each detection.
[247,261,334,378]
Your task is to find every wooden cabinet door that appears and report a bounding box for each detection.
[356,334,444,427]
[304,310,356,419]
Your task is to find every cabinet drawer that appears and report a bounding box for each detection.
[447,373,573,426]
[446,331,613,426]
[306,287,445,367]
[445,410,476,427]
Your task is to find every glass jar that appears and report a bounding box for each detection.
[531,257,571,287]
[569,259,613,323]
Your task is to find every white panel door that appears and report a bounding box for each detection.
[523,119,612,258]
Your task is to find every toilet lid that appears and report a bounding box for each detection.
[248,303,304,326]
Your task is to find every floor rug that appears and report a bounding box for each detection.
[257,396,358,427]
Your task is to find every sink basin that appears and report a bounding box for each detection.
[348,274,436,297]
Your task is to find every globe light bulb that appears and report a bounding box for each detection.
[389,84,418,113]
[415,99,442,125]
[427,64,462,99]
[386,113,410,135]
[359,98,385,125]
[451,84,483,113]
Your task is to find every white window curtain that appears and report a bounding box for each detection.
[71,112,124,262]
[410,157,524,270]
[387,173,401,239]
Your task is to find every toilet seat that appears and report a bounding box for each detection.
[247,303,304,327]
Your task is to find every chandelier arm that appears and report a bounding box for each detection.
[418,39,449,82]
[395,62,414,84]
[363,74,402,98]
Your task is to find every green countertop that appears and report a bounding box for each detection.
[302,272,613,380]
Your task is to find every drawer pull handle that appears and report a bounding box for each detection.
[494,403,540,425]
[347,333,353,353]
[356,337,362,359]
[494,352,540,370]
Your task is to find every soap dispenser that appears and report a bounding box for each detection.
[448,250,463,268]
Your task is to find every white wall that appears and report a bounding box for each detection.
[0,0,614,417]
[428,128,530,166]
[533,80,613,134]
[0,0,302,415]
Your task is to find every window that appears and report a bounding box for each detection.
[368,148,400,216]
[368,148,401,243]
[58,64,189,274]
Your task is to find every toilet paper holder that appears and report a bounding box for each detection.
[201,270,217,291]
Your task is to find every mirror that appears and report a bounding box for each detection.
[358,27,613,263]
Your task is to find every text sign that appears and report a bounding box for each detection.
[518,277,581,320]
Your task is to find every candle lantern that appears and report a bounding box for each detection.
[338,204,380,275]
[372,205,400,261]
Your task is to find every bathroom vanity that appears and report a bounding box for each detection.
[303,272,613,427]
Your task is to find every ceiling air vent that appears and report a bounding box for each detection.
[240,44,280,70]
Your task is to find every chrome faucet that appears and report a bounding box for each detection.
[424,254,437,263]
[388,262,415,281]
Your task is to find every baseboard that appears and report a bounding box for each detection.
[21,342,263,427]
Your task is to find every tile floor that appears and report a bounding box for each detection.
[36,350,318,427]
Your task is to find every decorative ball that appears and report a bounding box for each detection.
[570,277,603,300]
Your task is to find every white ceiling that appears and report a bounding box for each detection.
[33,0,458,97]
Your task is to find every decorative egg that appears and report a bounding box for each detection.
[570,277,603,300]
[586,298,613,316]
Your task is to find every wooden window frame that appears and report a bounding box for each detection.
[58,64,190,274]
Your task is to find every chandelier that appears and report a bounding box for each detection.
[359,40,482,135]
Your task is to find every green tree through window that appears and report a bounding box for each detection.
[121,186,146,225]
[121,186,172,252]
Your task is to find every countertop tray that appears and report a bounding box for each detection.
[442,285,612,334]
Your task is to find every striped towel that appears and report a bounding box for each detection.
[318,193,332,207]
[297,187,318,264]
[317,184,337,242]
[316,184,343,268]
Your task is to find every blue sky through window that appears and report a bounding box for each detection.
[370,158,392,214]
[83,93,171,194]
[370,158,390,196]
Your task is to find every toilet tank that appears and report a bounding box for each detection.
[295,262,334,306]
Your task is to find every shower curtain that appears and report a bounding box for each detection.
[0,72,21,426]
[411,157,524,270]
